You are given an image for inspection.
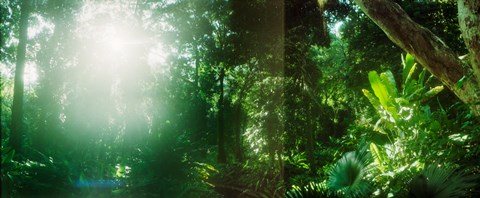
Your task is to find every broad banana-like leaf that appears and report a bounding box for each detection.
[370,143,385,173]
[386,106,399,121]
[362,89,381,111]
[403,53,415,83]
[368,71,390,108]
[380,70,398,98]
[368,71,399,120]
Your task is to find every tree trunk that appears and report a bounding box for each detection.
[217,66,227,163]
[10,0,30,154]
[458,0,480,104]
[193,40,207,142]
[305,88,315,173]
[353,0,480,116]
[233,104,244,162]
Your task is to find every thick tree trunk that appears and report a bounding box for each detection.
[10,0,30,154]
[458,0,480,102]
[353,0,480,116]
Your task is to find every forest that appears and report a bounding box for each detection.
[1,0,479,197]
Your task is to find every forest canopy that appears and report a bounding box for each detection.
[1,0,479,197]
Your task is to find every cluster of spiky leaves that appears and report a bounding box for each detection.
[286,181,338,198]
[408,165,477,198]
[327,147,372,198]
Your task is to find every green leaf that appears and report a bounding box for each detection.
[424,86,444,99]
[404,78,417,98]
[418,68,426,86]
[456,75,467,89]
[2,149,15,164]
[368,71,399,120]
[404,64,417,93]
[409,165,477,198]
[403,53,415,83]
[380,70,398,98]
[395,97,409,106]
[368,71,390,108]
[328,149,372,197]
[362,89,381,111]
[370,143,385,173]
[429,121,441,131]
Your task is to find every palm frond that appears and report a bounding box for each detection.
[327,147,372,198]
[408,165,477,198]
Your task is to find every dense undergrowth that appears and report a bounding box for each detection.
[2,54,478,197]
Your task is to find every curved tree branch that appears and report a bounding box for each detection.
[353,0,480,116]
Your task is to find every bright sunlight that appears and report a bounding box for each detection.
[2,0,479,197]
[23,62,38,87]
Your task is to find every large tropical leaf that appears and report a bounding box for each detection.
[368,71,398,120]
[408,165,477,198]
[380,70,398,99]
[328,148,372,198]
[362,89,381,112]
[368,71,390,108]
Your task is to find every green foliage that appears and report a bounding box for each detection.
[328,147,372,198]
[286,181,338,198]
[1,0,479,197]
[209,163,284,198]
[1,146,18,196]
[408,165,477,198]
[1,146,79,197]
[363,53,443,138]
[369,143,385,173]
[285,152,311,173]
[363,56,444,137]
[365,70,399,120]
[356,53,480,197]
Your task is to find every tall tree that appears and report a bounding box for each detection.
[217,66,226,163]
[10,0,30,154]
[352,0,480,116]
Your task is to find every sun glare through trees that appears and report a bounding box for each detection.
[1,0,479,197]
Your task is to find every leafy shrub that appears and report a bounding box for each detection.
[286,181,338,198]
[1,146,19,197]
[361,53,448,195]
[408,165,477,198]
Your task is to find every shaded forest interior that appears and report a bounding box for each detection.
[1,0,479,197]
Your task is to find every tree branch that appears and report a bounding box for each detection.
[353,0,480,115]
